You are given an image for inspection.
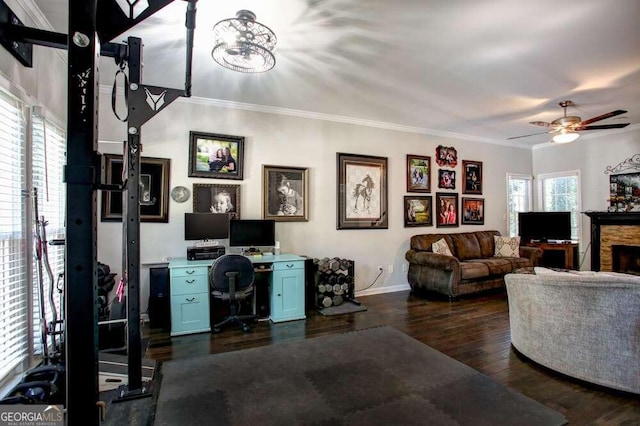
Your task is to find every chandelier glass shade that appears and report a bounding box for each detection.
[552,129,580,144]
[212,10,277,73]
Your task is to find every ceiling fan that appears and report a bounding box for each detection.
[508,100,630,143]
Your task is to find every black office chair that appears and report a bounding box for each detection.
[209,254,255,333]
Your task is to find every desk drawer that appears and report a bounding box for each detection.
[170,274,208,295]
[171,266,208,279]
[273,260,304,271]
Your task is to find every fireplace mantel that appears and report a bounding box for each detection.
[585,211,640,271]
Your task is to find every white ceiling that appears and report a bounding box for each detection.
[33,0,640,148]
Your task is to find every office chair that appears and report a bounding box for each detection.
[209,254,256,333]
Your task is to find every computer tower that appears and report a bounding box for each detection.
[149,267,170,330]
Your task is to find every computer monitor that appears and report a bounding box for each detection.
[229,219,275,248]
[518,211,572,243]
[184,213,230,241]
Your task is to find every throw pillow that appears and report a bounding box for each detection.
[512,266,536,274]
[494,236,520,257]
[432,238,453,256]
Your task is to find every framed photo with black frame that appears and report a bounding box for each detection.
[435,192,459,228]
[461,197,485,225]
[192,183,241,219]
[406,154,431,193]
[404,195,433,227]
[609,172,640,212]
[337,153,388,229]
[188,131,244,180]
[462,160,483,194]
[101,154,170,223]
[262,165,309,221]
[438,169,456,190]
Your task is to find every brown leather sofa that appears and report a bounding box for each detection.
[405,230,542,299]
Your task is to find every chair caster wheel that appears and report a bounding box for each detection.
[213,327,221,334]
[242,325,250,332]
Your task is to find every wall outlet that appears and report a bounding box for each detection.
[402,263,408,272]
[377,265,384,273]
[388,265,394,274]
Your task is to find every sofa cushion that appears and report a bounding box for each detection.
[411,234,454,253]
[460,262,490,280]
[432,238,453,256]
[476,231,500,258]
[494,236,520,257]
[451,233,481,260]
[472,258,513,275]
[507,257,534,270]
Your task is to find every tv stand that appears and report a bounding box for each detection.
[525,241,578,270]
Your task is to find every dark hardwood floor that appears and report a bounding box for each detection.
[145,290,640,425]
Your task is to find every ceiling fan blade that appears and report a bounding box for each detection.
[580,109,627,125]
[529,121,552,127]
[577,123,630,131]
[507,130,552,140]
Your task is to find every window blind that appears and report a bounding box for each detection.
[507,174,532,237]
[0,89,28,380]
[31,114,66,355]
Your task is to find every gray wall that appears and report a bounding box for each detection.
[97,94,534,313]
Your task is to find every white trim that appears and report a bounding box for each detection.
[355,283,411,297]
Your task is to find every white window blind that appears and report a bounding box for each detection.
[31,114,66,355]
[0,89,29,381]
[507,173,532,237]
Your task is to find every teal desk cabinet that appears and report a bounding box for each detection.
[168,254,306,336]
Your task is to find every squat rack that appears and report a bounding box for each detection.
[0,0,197,423]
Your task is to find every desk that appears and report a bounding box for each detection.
[168,254,306,336]
[525,242,578,270]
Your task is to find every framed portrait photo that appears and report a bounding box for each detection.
[192,183,241,219]
[435,145,458,167]
[406,154,431,193]
[462,197,485,225]
[404,196,433,227]
[101,154,170,223]
[437,169,456,190]
[462,160,483,194]
[262,165,309,222]
[435,192,459,228]
[188,131,244,180]
[337,153,388,230]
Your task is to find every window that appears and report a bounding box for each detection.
[507,173,532,237]
[0,89,29,382]
[537,171,581,241]
[31,114,66,356]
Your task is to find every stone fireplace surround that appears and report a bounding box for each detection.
[585,211,640,271]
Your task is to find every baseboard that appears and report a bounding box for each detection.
[354,283,411,297]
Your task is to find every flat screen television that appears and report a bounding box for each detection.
[184,213,230,241]
[518,211,572,243]
[229,219,275,248]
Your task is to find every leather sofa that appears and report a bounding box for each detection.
[405,230,542,299]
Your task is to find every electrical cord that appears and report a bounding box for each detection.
[355,267,383,293]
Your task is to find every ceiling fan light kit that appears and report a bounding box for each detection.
[509,99,630,143]
[212,10,277,73]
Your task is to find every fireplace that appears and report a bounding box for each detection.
[612,245,640,275]
[585,212,640,271]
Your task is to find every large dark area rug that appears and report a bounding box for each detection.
[154,326,566,426]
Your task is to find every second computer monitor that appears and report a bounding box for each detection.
[229,219,275,249]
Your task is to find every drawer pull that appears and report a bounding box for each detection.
[186,297,195,302]
[186,270,195,275]
[186,279,195,284]
[286,264,294,268]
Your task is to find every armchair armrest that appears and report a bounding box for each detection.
[519,246,543,266]
[405,250,461,296]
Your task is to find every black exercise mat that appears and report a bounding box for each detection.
[154,326,566,426]
[318,301,367,316]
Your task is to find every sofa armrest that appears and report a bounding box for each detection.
[405,250,460,270]
[518,246,543,266]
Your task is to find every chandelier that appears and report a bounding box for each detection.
[212,10,277,73]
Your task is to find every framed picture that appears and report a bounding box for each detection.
[101,154,170,223]
[337,153,388,230]
[462,160,483,194]
[609,172,640,212]
[188,131,244,180]
[192,183,241,219]
[462,197,485,225]
[262,165,309,222]
[404,196,433,227]
[406,155,431,193]
[435,192,459,228]
[435,145,457,167]
[438,169,456,190]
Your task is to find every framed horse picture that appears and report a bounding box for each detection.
[336,153,388,229]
